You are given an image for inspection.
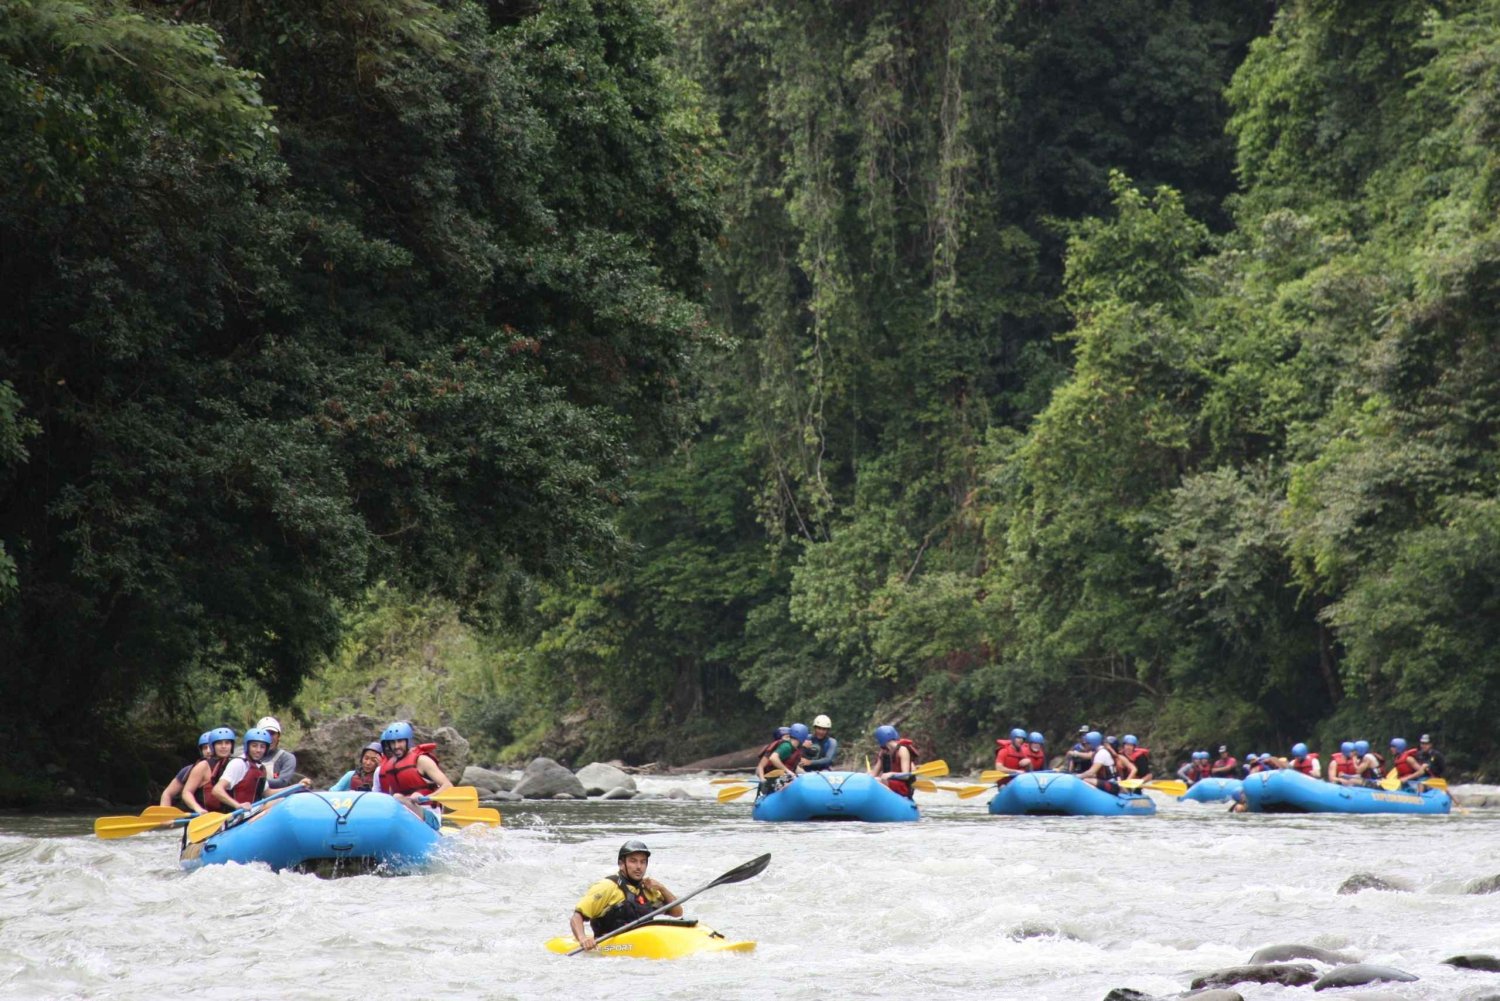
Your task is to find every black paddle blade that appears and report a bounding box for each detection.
[712,853,771,887]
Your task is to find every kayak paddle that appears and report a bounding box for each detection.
[94,814,191,840]
[568,853,771,956]
[186,785,306,844]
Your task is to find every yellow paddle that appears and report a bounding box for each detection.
[439,807,502,827]
[979,769,1025,784]
[899,760,949,779]
[141,805,189,821]
[93,814,189,840]
[1379,768,1403,791]
[186,786,306,844]
[710,776,749,785]
[717,784,755,803]
[1422,777,1448,791]
[930,782,992,798]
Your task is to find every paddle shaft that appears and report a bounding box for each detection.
[187,784,306,843]
[568,854,771,956]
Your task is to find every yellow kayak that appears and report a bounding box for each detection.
[544,919,755,959]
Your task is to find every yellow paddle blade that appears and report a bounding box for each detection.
[914,759,949,778]
[93,815,177,840]
[914,779,938,792]
[717,785,754,803]
[710,777,750,785]
[441,807,502,828]
[141,806,188,821]
[955,784,992,799]
[980,769,1029,783]
[1421,777,1448,791]
[186,811,229,844]
[1380,768,1401,791]
[423,786,480,809]
[1145,780,1187,797]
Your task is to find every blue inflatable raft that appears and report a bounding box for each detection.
[1240,769,1451,815]
[752,770,919,822]
[987,772,1157,817]
[1180,778,1243,803]
[179,790,443,872]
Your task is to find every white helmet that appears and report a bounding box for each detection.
[256,716,282,734]
[812,714,832,729]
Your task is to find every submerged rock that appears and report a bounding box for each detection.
[1177,991,1243,1001]
[1337,872,1407,894]
[575,762,636,796]
[1189,963,1318,990]
[1249,943,1356,965]
[1447,954,1500,972]
[1007,922,1081,941]
[1311,963,1418,990]
[512,757,587,799]
[479,791,521,805]
[600,786,636,800]
[1102,990,1153,1001]
[1466,873,1500,895]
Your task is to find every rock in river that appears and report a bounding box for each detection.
[1189,963,1318,990]
[575,762,636,796]
[1466,873,1500,894]
[1311,963,1418,990]
[1446,954,1500,972]
[512,757,587,799]
[461,765,516,794]
[1249,943,1356,965]
[600,786,636,800]
[1337,872,1407,894]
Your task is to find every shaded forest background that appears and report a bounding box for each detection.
[4,0,1500,800]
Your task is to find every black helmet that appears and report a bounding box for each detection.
[617,839,651,862]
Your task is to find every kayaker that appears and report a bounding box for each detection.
[1413,734,1445,781]
[1389,737,1421,785]
[871,724,919,798]
[800,715,839,771]
[569,839,682,951]
[1025,732,1048,771]
[1283,742,1320,777]
[756,723,806,795]
[213,727,308,812]
[180,727,237,814]
[994,727,1032,774]
[1353,740,1384,784]
[1327,742,1361,784]
[376,720,453,826]
[1209,746,1238,779]
[1176,750,1209,785]
[331,741,385,792]
[1120,734,1151,782]
[1078,731,1119,794]
[1064,726,1096,774]
[255,716,299,790]
[159,731,215,809]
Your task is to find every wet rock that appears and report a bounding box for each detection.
[1466,873,1500,894]
[295,713,469,788]
[1102,990,1153,1001]
[1177,991,1243,1001]
[479,791,521,806]
[665,787,692,799]
[575,762,636,796]
[1337,872,1407,894]
[1311,964,1418,990]
[512,757,587,799]
[1447,954,1500,971]
[552,792,582,800]
[1249,943,1355,965]
[633,792,665,800]
[1189,963,1318,990]
[1007,922,1081,942]
[600,786,636,800]
[461,766,515,793]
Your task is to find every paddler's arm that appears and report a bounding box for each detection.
[644,879,683,917]
[160,774,185,808]
[213,774,251,812]
[179,761,210,813]
[416,755,452,792]
[569,910,596,951]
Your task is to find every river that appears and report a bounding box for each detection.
[2,775,1497,1000]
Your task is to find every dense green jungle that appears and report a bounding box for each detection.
[4,0,1500,804]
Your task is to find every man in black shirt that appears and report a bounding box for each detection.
[1415,733,1446,780]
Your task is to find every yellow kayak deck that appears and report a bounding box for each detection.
[545,919,754,959]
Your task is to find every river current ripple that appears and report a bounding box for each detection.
[1,776,1497,1000]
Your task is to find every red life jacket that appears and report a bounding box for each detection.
[197,757,232,812]
[380,743,440,797]
[994,741,1028,770]
[1211,756,1237,775]
[1025,746,1048,770]
[222,758,266,807]
[878,739,920,798]
[1184,763,1207,783]
[1332,752,1359,777]
[1394,748,1422,778]
[1290,753,1319,776]
[759,739,803,772]
[350,770,375,792]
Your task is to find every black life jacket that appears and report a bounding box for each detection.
[589,875,659,935]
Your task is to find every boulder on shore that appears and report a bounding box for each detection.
[1189,963,1318,990]
[672,746,762,772]
[293,713,469,788]
[575,762,636,796]
[1249,944,1356,965]
[1311,963,1418,990]
[512,757,587,799]
[461,766,516,793]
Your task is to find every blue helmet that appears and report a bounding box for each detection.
[1010,727,1027,741]
[244,728,273,754]
[873,724,899,747]
[208,726,236,745]
[1390,737,1407,752]
[1354,740,1370,755]
[1122,734,1138,746]
[381,721,415,747]
[789,723,810,742]
[1084,730,1103,747]
[775,725,791,737]
[197,731,215,748]
[1028,731,1044,744]
[1193,750,1208,761]
[1340,741,1354,755]
[1291,742,1308,757]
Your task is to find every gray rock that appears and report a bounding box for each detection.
[480,791,521,805]
[600,786,636,800]
[1337,872,1407,894]
[1447,954,1500,972]
[553,792,582,800]
[1007,922,1081,942]
[512,757,588,800]
[461,765,516,793]
[1467,873,1500,894]
[1177,991,1243,1001]
[575,762,636,796]
[633,792,665,800]
[1312,964,1419,990]
[294,713,469,788]
[1249,944,1357,965]
[1102,990,1153,1001]
[665,787,691,799]
[1190,963,1318,990]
